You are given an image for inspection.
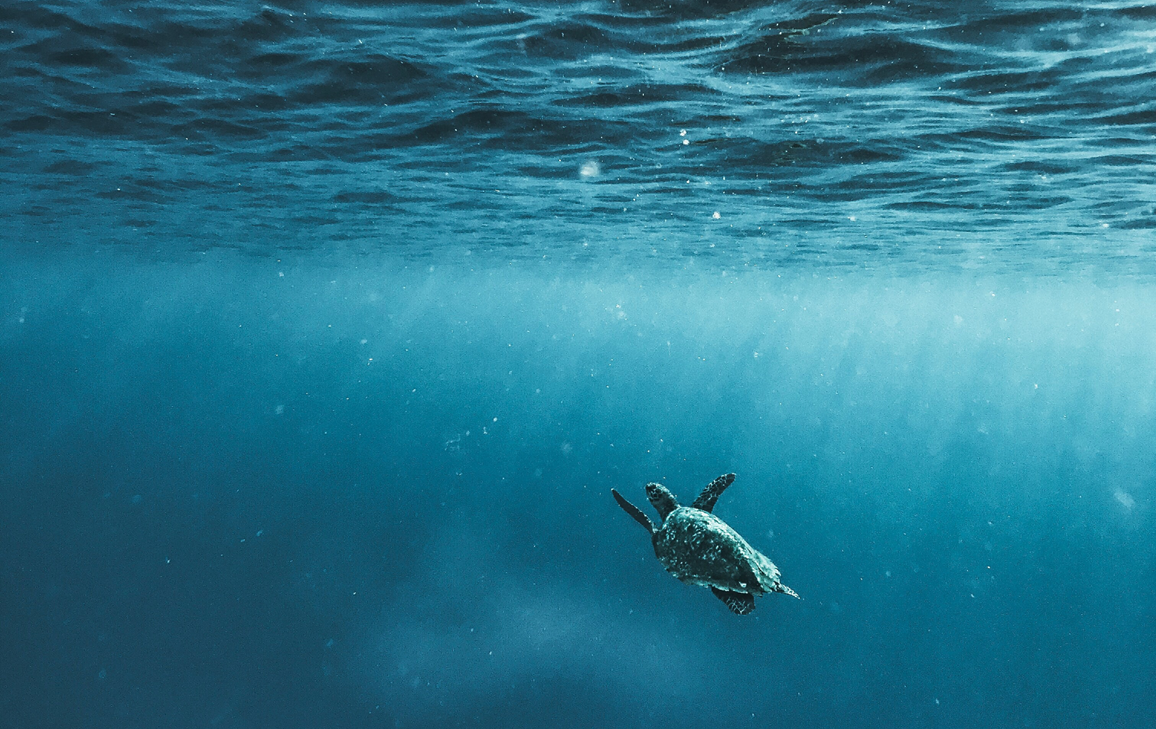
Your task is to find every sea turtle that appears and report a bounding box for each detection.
[611,473,798,614]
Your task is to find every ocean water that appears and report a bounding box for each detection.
[2,1,1155,728]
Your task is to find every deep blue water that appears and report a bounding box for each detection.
[2,1,1156,728]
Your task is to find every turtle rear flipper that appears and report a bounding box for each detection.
[692,473,735,513]
[711,587,755,615]
[612,489,654,533]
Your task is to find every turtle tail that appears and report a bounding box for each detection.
[776,582,801,600]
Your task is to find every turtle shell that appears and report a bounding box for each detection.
[652,507,782,595]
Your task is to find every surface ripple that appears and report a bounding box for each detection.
[2,0,1154,271]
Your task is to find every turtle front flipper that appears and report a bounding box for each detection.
[612,489,655,533]
[775,582,801,599]
[711,587,756,615]
[691,473,735,513]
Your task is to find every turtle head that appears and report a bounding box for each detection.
[645,482,679,521]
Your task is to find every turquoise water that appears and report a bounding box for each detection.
[2,1,1155,727]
